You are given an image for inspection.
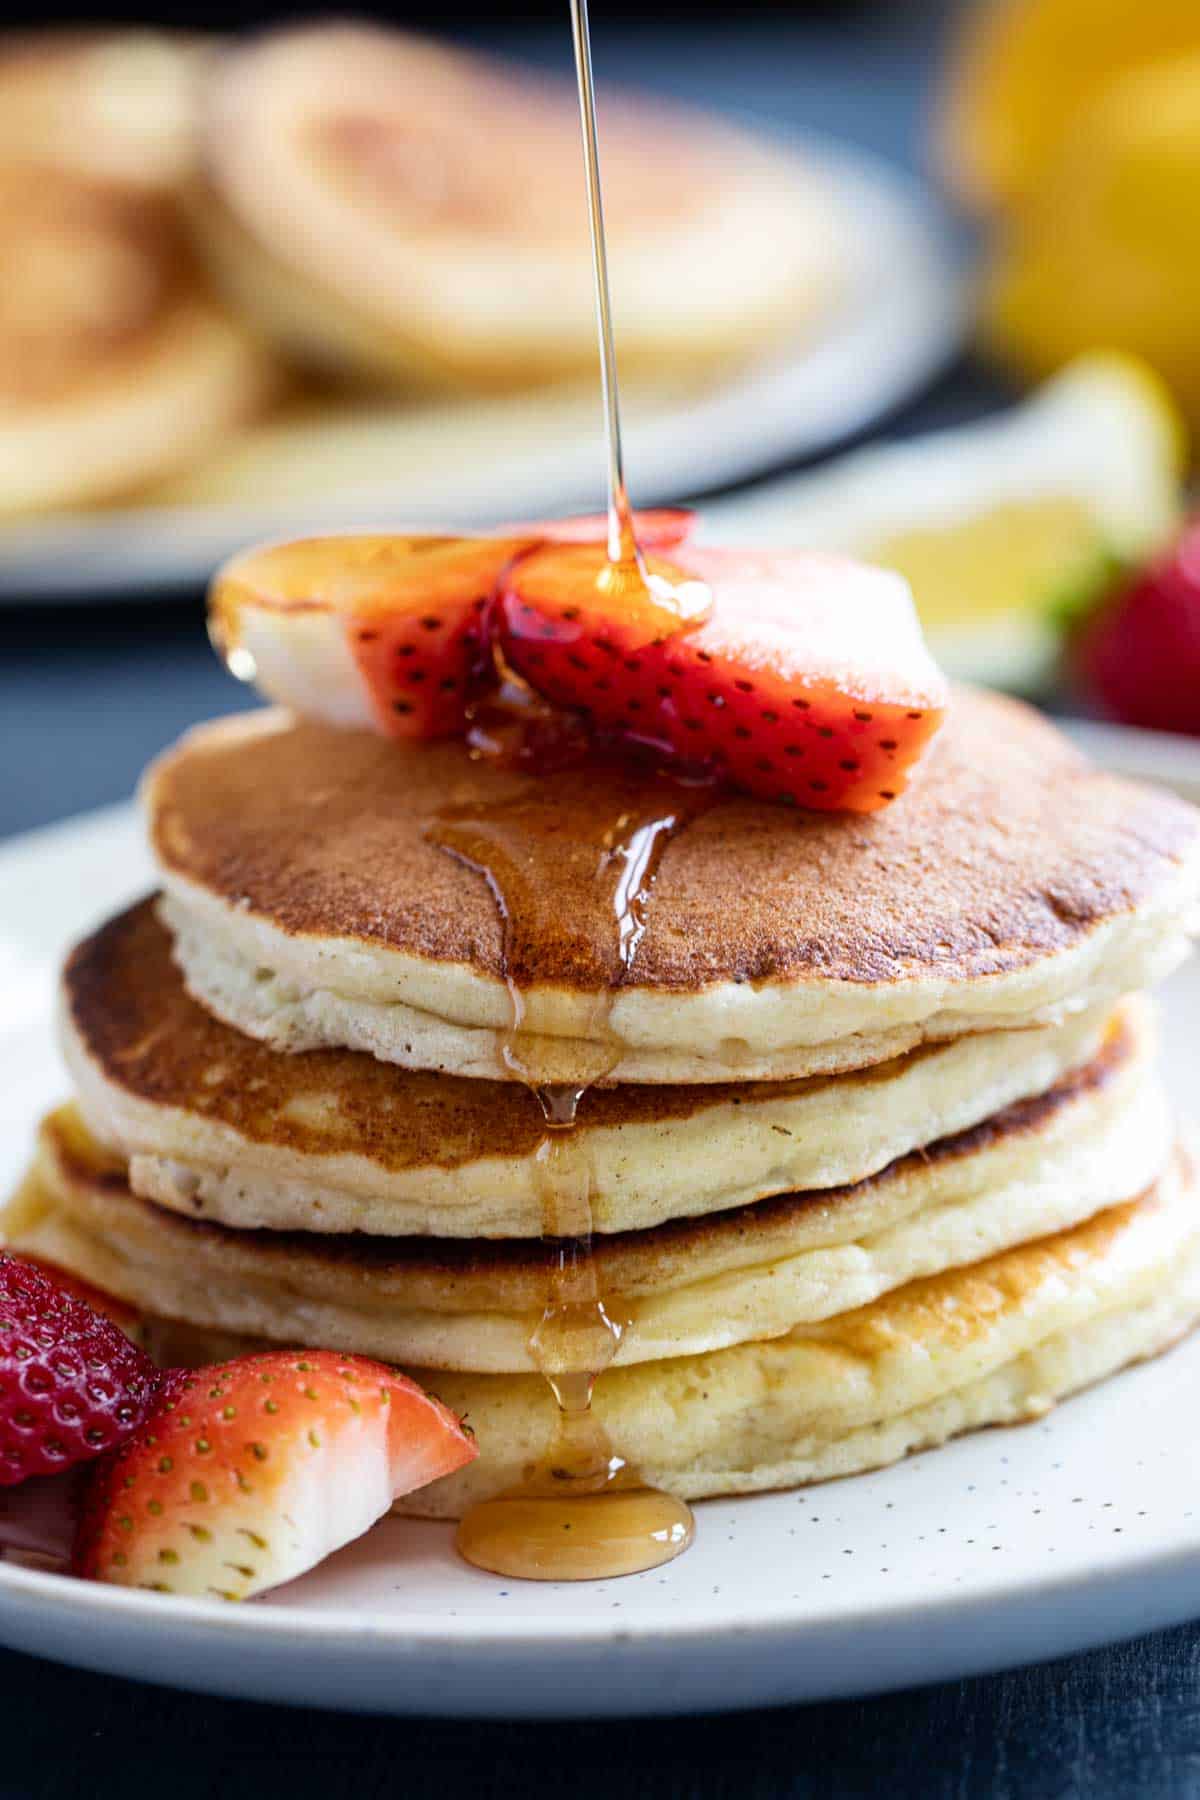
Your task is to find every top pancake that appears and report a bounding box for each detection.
[144,688,1200,1084]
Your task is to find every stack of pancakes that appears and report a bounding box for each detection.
[7,687,1200,1517]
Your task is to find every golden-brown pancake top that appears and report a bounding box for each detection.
[145,688,1200,993]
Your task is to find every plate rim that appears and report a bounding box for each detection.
[4,1453,1200,1651]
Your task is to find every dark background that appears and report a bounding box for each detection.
[13,1622,1200,1800]
[7,0,899,23]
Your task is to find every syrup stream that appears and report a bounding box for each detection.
[565,0,710,631]
[568,0,637,570]
[445,0,700,1581]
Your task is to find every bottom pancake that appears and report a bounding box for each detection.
[415,1149,1200,1515]
[5,1143,1198,1518]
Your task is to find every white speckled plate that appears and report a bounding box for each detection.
[0,138,960,602]
[0,721,1198,1717]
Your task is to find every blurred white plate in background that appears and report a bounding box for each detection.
[0,136,961,602]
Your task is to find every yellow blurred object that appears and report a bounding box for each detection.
[877,498,1115,631]
[982,55,1200,428]
[938,0,1200,212]
[870,359,1184,686]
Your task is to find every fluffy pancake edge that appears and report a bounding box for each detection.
[141,696,1200,1083]
[6,1041,1177,1372]
[63,899,1139,1236]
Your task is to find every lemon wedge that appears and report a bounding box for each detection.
[702,355,1184,692]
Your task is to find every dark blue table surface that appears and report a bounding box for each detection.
[3,9,1196,1795]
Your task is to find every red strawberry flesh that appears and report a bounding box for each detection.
[498,544,948,812]
[343,539,521,738]
[209,519,949,810]
[0,1253,158,1486]
[211,518,698,743]
[15,1256,144,1344]
[73,1350,476,1598]
[212,533,527,740]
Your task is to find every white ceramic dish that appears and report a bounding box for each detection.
[0,138,961,602]
[0,719,1197,1717]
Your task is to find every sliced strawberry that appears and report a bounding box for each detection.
[210,534,526,740]
[504,507,695,551]
[73,1350,476,1599]
[209,519,947,809]
[0,1253,158,1486]
[498,544,948,812]
[15,1257,144,1345]
[1077,519,1200,736]
[210,519,698,741]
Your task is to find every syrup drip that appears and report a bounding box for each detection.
[441,0,704,1580]
[431,778,702,1579]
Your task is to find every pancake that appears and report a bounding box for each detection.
[63,899,1129,1238]
[12,1148,1197,1515]
[0,162,279,517]
[7,1017,1173,1371]
[188,22,840,391]
[144,691,1200,1085]
[0,30,205,195]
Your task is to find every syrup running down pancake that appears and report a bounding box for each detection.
[7,0,1200,1600]
[144,690,1200,1085]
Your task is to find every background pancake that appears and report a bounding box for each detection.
[190,22,840,392]
[7,1025,1174,1371]
[64,899,1124,1237]
[144,691,1200,1084]
[0,161,280,516]
[0,30,204,194]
